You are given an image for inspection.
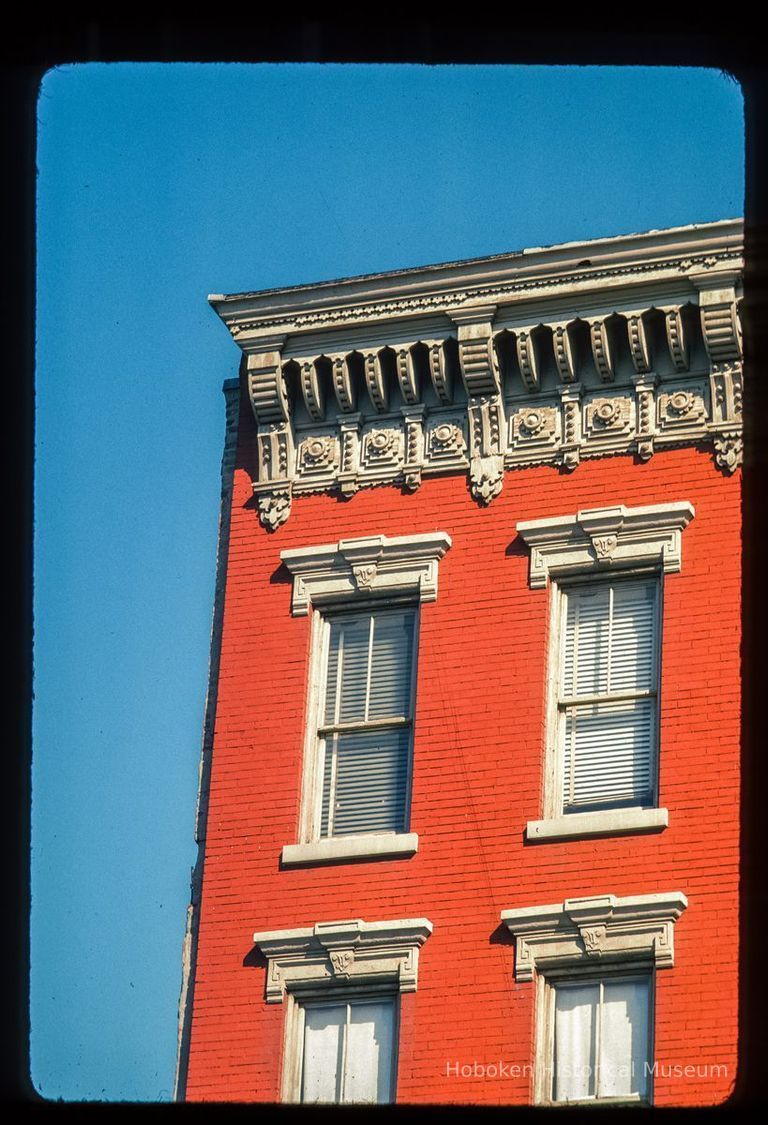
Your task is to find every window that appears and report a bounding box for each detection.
[279,532,451,864]
[317,608,416,838]
[251,916,432,1103]
[501,893,687,1107]
[556,577,659,815]
[297,996,397,1104]
[517,502,694,841]
[546,974,652,1104]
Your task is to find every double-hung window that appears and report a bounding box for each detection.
[317,608,417,838]
[557,577,659,815]
[548,974,652,1104]
[279,531,451,866]
[298,996,397,1104]
[517,502,694,840]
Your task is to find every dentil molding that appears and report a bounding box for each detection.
[501,892,688,982]
[516,501,695,588]
[252,917,433,1002]
[280,531,452,616]
[210,222,743,528]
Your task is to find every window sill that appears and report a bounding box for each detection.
[526,807,668,842]
[281,833,419,867]
[541,1095,649,1108]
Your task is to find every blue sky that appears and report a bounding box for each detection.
[32,63,744,1101]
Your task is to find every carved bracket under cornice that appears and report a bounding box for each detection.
[501,892,688,982]
[246,347,296,529]
[253,917,433,1003]
[280,531,452,616]
[516,501,695,589]
[449,306,506,503]
[212,224,743,527]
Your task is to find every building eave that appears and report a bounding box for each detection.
[208,219,743,345]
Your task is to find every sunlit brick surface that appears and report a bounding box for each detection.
[184,393,740,1105]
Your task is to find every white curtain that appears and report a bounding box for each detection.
[301,999,394,1103]
[344,1001,395,1103]
[301,1004,344,1103]
[554,983,597,1101]
[553,978,649,1102]
[598,979,649,1099]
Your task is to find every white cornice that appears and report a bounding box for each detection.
[516,501,695,588]
[252,917,433,1002]
[280,531,452,616]
[501,892,688,982]
[210,220,742,340]
[210,222,742,529]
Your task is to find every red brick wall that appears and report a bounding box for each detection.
[184,399,740,1105]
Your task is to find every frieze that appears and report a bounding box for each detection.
[657,384,708,438]
[508,404,560,464]
[426,418,468,463]
[298,434,338,474]
[360,426,404,471]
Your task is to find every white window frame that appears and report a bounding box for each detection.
[279,532,451,866]
[534,964,655,1106]
[533,570,665,840]
[299,603,420,851]
[517,502,694,842]
[282,987,400,1104]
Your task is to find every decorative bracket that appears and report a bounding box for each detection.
[550,322,576,384]
[501,892,688,982]
[253,917,433,1003]
[515,327,541,391]
[626,312,651,374]
[692,271,742,364]
[587,317,614,382]
[402,404,426,491]
[280,531,452,616]
[449,306,506,504]
[246,344,296,530]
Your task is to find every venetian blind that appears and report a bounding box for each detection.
[320,609,415,837]
[560,580,658,812]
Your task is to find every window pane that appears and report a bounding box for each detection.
[563,698,655,811]
[325,617,370,725]
[368,611,415,720]
[554,983,598,1101]
[609,582,656,694]
[301,1005,344,1103]
[563,580,657,699]
[598,979,650,1099]
[321,728,410,836]
[344,1001,395,1104]
[563,586,611,698]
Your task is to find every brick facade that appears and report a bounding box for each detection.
[181,392,740,1104]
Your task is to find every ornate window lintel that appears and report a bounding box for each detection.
[252,917,433,1003]
[516,501,695,589]
[501,892,688,982]
[281,532,452,616]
